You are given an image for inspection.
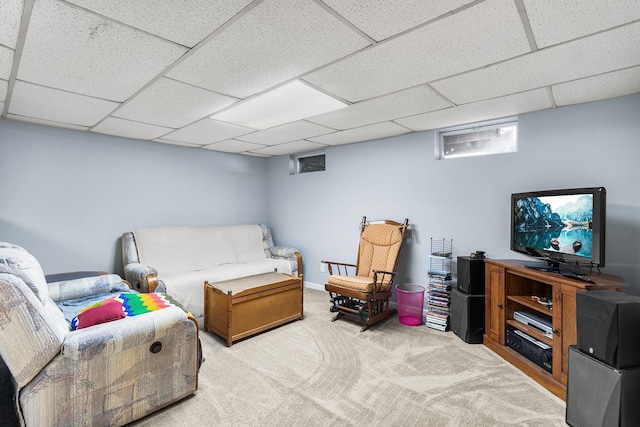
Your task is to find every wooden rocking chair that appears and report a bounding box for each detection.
[323,216,409,331]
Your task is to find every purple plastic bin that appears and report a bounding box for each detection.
[396,284,425,326]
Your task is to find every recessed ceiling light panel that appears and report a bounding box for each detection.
[211,80,347,129]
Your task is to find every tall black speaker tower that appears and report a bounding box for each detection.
[451,256,486,343]
[567,291,640,425]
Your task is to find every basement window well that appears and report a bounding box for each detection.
[435,119,518,160]
[290,150,325,175]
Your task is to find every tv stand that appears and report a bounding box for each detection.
[524,260,560,273]
[484,259,624,400]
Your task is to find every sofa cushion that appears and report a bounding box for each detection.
[134,225,267,274]
[0,248,70,341]
[162,258,294,318]
[0,242,49,303]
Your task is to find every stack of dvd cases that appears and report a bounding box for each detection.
[426,238,452,331]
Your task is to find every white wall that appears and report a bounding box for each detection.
[267,93,640,294]
[0,119,270,274]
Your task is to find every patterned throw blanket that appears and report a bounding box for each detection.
[71,293,179,330]
[116,293,174,316]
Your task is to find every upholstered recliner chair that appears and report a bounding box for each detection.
[0,242,199,426]
[323,217,409,331]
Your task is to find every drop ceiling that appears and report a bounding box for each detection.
[1,0,639,157]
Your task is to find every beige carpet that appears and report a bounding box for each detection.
[130,288,566,426]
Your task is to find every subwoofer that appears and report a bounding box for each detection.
[566,346,640,427]
[450,288,484,344]
[576,290,640,369]
[456,256,485,295]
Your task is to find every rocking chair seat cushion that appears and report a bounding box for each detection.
[327,275,392,292]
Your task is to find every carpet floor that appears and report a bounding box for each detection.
[1,288,567,426]
[130,288,566,426]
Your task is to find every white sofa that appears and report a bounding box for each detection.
[122,224,302,319]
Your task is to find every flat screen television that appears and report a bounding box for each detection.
[510,187,606,272]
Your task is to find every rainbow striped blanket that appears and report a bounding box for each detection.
[71,293,178,330]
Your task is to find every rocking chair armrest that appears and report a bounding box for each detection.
[321,260,357,268]
[372,270,397,292]
[372,269,396,277]
[321,260,357,276]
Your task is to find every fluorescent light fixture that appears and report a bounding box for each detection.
[211,80,347,129]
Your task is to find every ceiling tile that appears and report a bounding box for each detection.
[324,0,475,41]
[6,114,89,131]
[308,121,410,145]
[432,22,640,105]
[304,0,530,102]
[202,139,266,154]
[154,138,202,148]
[65,0,254,48]
[396,88,553,131]
[9,80,119,126]
[235,120,335,145]
[162,119,254,145]
[249,140,327,156]
[166,0,370,98]
[18,0,187,101]
[1,0,638,157]
[552,67,640,107]
[0,0,23,48]
[307,85,451,130]
[91,117,174,140]
[0,46,13,79]
[523,0,640,48]
[113,78,238,128]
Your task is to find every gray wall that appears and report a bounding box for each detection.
[267,93,640,294]
[0,119,269,274]
[2,94,639,293]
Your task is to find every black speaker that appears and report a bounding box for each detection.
[576,291,640,369]
[456,256,485,295]
[566,346,640,427]
[450,288,485,344]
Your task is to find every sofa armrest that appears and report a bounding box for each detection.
[124,263,159,292]
[121,231,140,265]
[271,245,298,258]
[271,246,303,278]
[61,306,194,361]
[122,231,161,291]
[47,273,128,302]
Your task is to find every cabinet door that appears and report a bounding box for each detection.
[485,263,505,344]
[553,285,576,386]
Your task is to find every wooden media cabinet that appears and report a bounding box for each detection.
[483,259,625,400]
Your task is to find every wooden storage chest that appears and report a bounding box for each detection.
[204,272,303,346]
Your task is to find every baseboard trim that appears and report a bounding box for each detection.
[303,281,324,291]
